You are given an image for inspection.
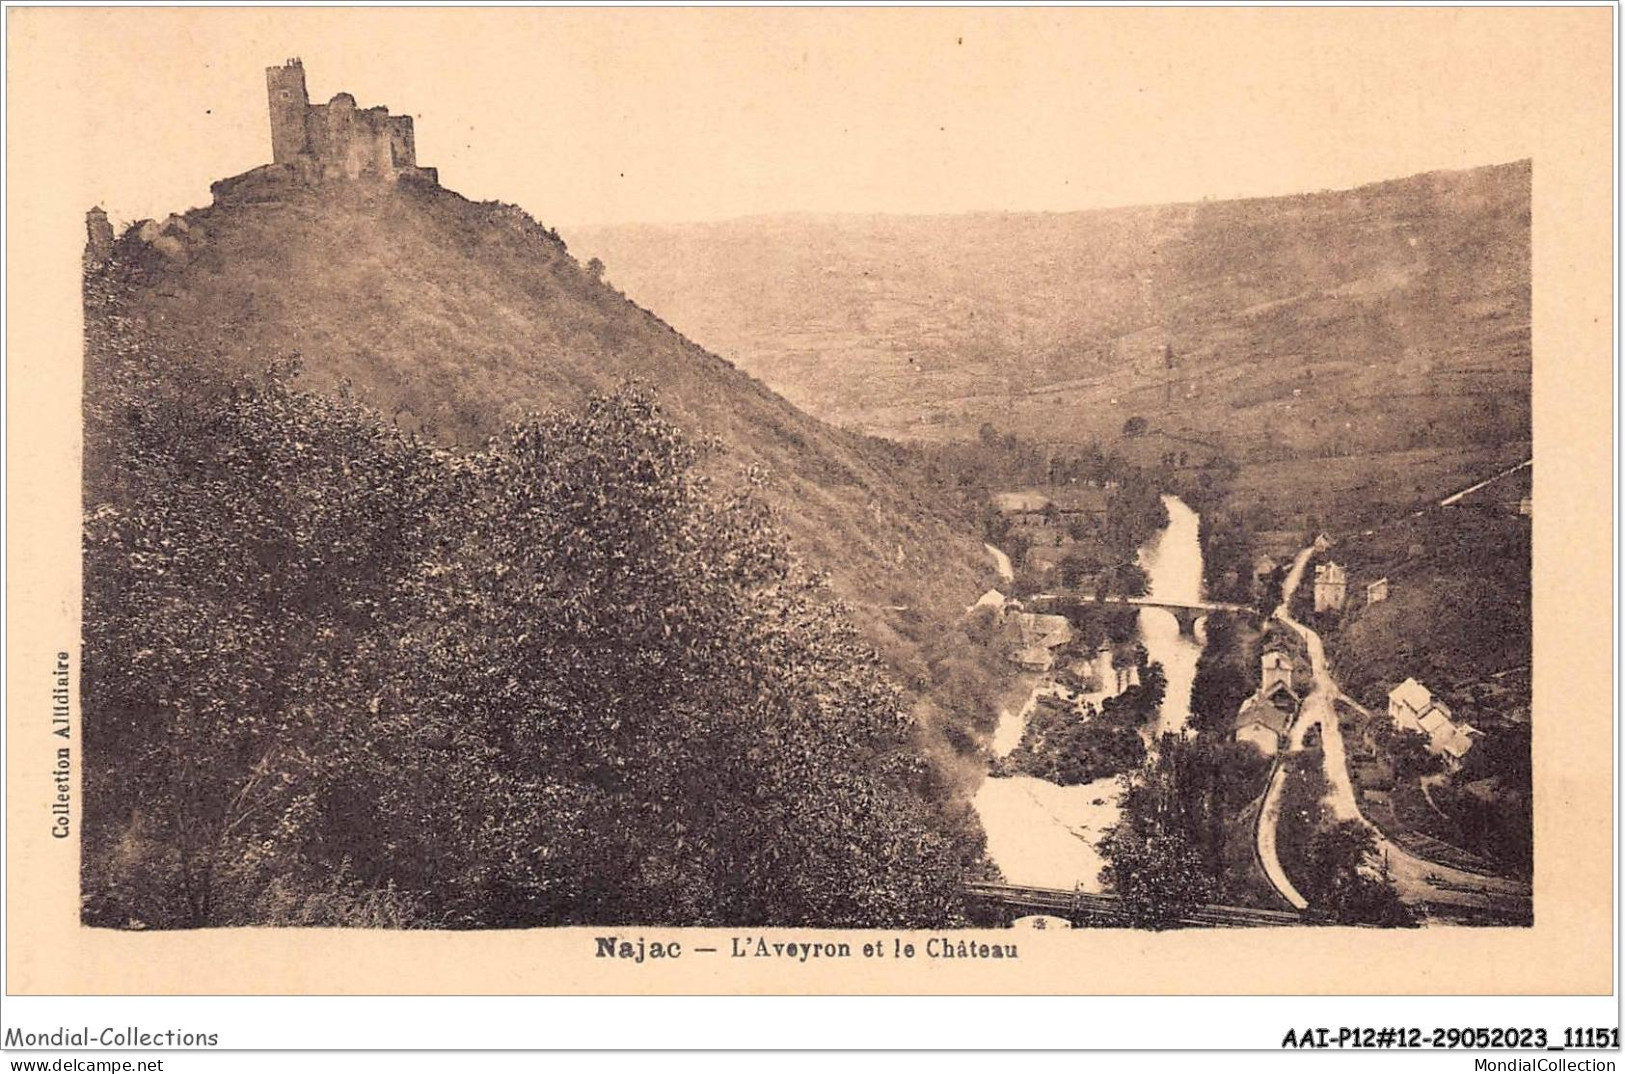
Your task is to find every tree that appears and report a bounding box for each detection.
[1189,661,1250,737]
[1004,531,1033,570]
[1058,553,1092,590]
[1100,561,1150,599]
[1303,822,1415,926]
[980,501,1012,545]
[998,696,1146,787]
[82,269,974,929]
[585,256,606,282]
[1257,566,1286,616]
[1101,817,1217,929]
[1379,724,1443,779]
[1122,416,1149,438]
[962,605,1001,648]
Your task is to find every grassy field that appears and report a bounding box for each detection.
[571,161,1529,487]
[1223,441,1532,532]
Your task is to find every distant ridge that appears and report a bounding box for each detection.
[566,159,1531,482]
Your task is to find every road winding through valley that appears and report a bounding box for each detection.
[1256,547,1533,919]
[984,543,1014,583]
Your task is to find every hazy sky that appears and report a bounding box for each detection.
[14,7,1608,230]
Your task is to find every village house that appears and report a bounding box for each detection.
[1234,695,1291,756]
[968,588,1009,616]
[1260,649,1293,696]
[1234,651,1300,755]
[1365,577,1390,606]
[1003,612,1074,673]
[1313,561,1347,612]
[1388,677,1479,767]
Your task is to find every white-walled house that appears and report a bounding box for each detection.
[1261,650,1293,696]
[1235,695,1291,755]
[1313,561,1348,612]
[1388,677,1479,767]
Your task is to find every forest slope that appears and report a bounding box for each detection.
[103,174,1012,795]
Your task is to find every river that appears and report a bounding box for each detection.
[971,494,1206,890]
[1136,495,1207,740]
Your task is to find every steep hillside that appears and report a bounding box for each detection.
[99,174,1012,783]
[570,161,1530,524]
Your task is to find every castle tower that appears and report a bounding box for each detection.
[266,59,310,164]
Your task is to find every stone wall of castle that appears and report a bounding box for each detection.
[265,60,436,185]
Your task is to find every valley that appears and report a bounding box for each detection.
[571,162,1534,927]
[81,58,1534,931]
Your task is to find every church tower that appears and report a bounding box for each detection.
[266,59,310,164]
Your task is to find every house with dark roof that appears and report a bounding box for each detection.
[1234,650,1301,755]
[1235,695,1292,756]
[1002,612,1074,673]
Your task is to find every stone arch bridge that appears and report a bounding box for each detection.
[1029,592,1261,635]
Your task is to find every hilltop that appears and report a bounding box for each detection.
[570,161,1531,528]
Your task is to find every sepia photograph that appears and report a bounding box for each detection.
[77,18,1537,936]
[3,3,1615,1042]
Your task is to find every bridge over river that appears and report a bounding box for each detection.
[1028,591,1261,635]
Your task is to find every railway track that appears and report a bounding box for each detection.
[964,881,1311,928]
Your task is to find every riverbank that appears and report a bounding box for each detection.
[972,494,1206,892]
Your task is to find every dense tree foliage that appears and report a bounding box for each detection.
[1101,733,1274,924]
[1194,509,1257,605]
[83,297,970,929]
[1187,614,1258,738]
[1375,723,1444,780]
[1275,753,1414,926]
[1299,822,1415,927]
[938,428,1142,496]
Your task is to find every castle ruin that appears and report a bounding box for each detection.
[264,59,437,185]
